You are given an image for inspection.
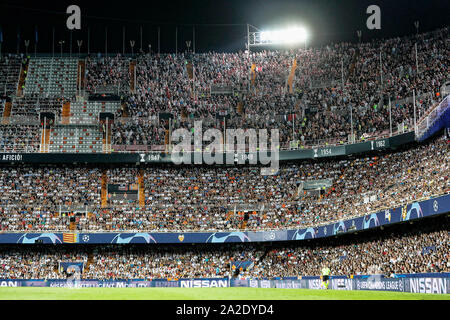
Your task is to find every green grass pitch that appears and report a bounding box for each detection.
[0,287,449,300]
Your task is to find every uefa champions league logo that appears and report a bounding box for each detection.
[263,232,276,241]
[433,200,438,212]
[292,227,316,240]
[111,233,157,244]
[206,232,250,243]
[17,233,62,244]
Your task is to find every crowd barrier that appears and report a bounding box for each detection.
[1,274,448,294]
[0,132,415,163]
[231,273,450,294]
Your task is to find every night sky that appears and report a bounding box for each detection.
[0,0,448,54]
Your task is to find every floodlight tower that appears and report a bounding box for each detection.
[246,24,258,53]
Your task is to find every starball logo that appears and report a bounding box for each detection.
[171,121,280,175]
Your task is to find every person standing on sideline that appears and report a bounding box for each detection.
[321,265,331,289]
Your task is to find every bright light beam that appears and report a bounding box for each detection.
[260,27,308,44]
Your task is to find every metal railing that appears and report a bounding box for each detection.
[60,116,98,125]
[0,126,415,154]
[1,92,445,154]
[416,95,449,139]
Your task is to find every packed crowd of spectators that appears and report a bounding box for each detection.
[111,119,166,147]
[0,135,448,232]
[0,165,101,231]
[0,28,446,151]
[10,95,66,118]
[0,214,448,279]
[0,246,88,279]
[0,54,22,97]
[0,125,41,152]
[250,214,449,277]
[104,26,448,147]
[289,27,449,144]
[82,134,449,231]
[0,165,101,208]
[82,244,258,280]
[0,206,70,232]
[86,54,131,93]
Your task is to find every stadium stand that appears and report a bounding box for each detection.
[86,54,131,94]
[11,95,65,118]
[23,57,78,98]
[0,214,448,279]
[111,118,166,146]
[117,27,448,147]
[0,27,446,152]
[0,26,448,287]
[0,55,21,96]
[0,135,448,232]
[48,125,103,153]
[69,101,120,124]
[0,124,41,152]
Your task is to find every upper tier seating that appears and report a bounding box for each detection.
[11,95,64,118]
[0,124,40,152]
[0,56,21,96]
[49,125,103,153]
[86,55,131,94]
[70,101,120,124]
[24,58,78,98]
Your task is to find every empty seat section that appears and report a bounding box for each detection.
[23,58,78,98]
[48,125,103,153]
[69,101,120,124]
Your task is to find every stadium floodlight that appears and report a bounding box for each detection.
[260,28,308,44]
[247,24,308,50]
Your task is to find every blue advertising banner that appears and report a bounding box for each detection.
[230,274,450,294]
[0,278,229,288]
[1,274,448,294]
[0,193,448,244]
